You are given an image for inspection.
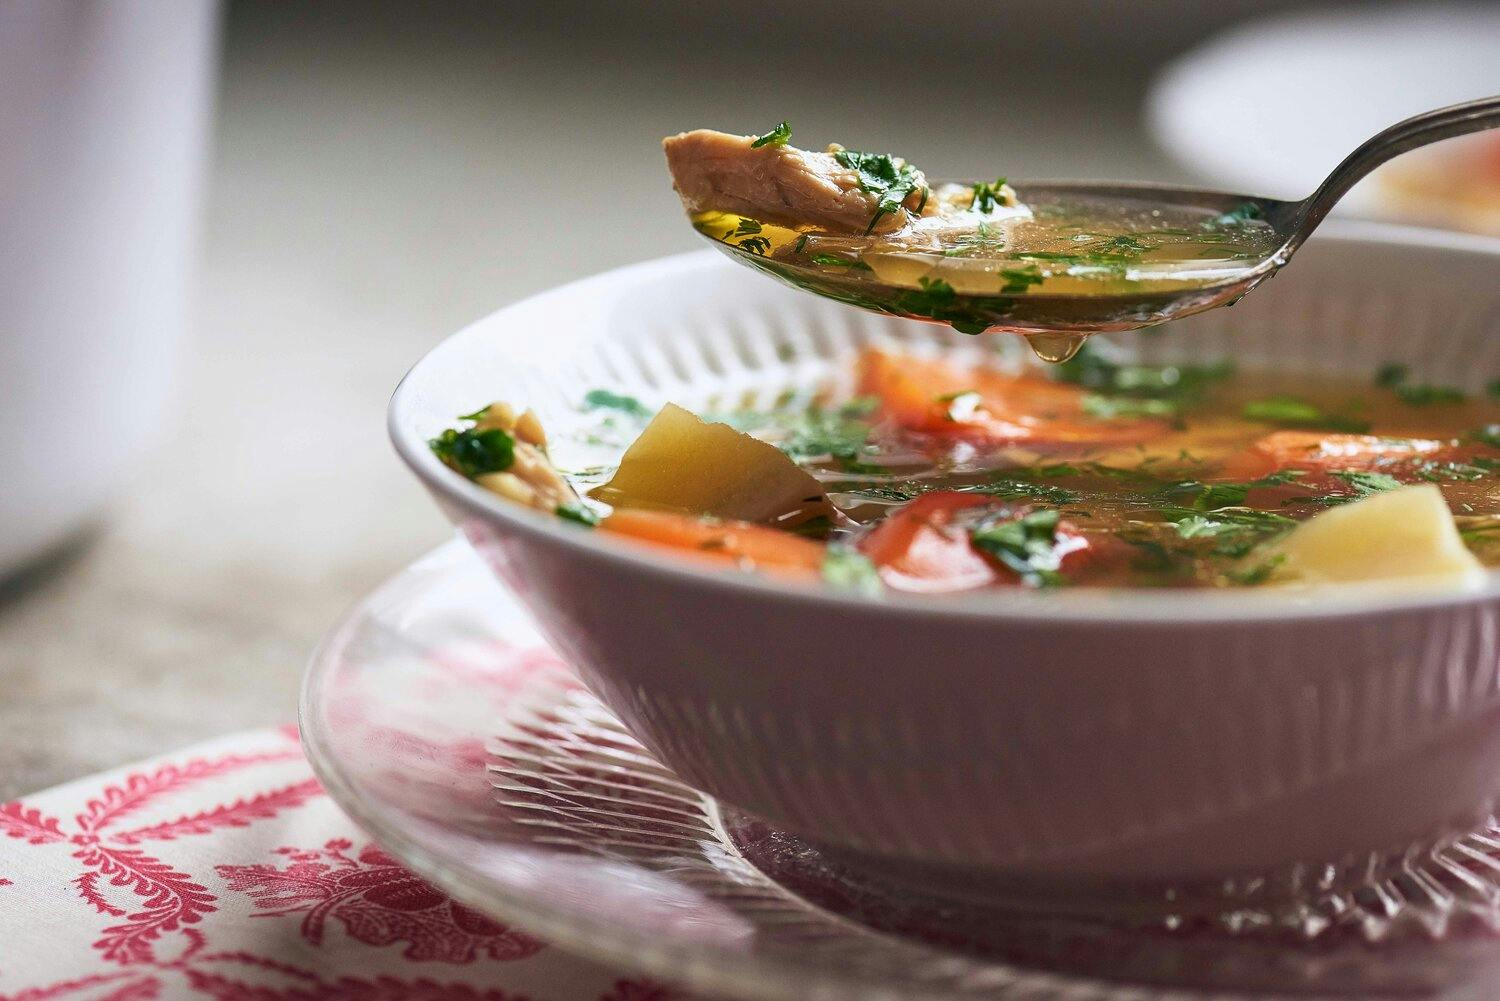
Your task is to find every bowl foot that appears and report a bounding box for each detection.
[718,805,1500,995]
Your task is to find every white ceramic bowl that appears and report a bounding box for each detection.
[392,224,1500,906]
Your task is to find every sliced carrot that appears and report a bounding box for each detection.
[856,348,1167,447]
[856,491,1094,593]
[600,509,823,580]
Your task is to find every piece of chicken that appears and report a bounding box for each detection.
[663,129,935,235]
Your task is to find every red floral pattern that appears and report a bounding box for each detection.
[0,717,684,1001]
[218,840,541,963]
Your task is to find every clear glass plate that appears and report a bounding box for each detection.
[300,540,1500,1001]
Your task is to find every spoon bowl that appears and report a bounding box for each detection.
[698,181,1288,361]
[691,97,1500,361]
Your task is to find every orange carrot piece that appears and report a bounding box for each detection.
[600,509,824,579]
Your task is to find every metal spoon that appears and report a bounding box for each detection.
[695,96,1500,362]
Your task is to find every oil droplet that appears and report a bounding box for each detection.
[1024,331,1087,364]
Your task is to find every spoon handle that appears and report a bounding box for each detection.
[1287,95,1500,250]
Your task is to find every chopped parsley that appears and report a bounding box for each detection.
[809,253,872,270]
[1395,384,1466,406]
[1058,344,1232,422]
[1227,554,1285,586]
[969,176,1009,214]
[1082,395,1181,421]
[1207,202,1263,228]
[893,277,987,335]
[1330,469,1401,497]
[749,121,791,148]
[1056,344,1233,399]
[1159,506,1296,558]
[1241,396,1370,433]
[1161,469,1306,511]
[970,479,1078,505]
[831,147,928,234]
[734,397,881,473]
[429,425,515,478]
[1372,362,1466,405]
[583,389,652,419]
[998,267,1045,294]
[1375,363,1408,388]
[1415,459,1495,482]
[970,508,1069,587]
[822,545,883,596]
[556,502,601,527]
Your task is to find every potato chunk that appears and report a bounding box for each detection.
[590,403,830,525]
[1268,484,1484,586]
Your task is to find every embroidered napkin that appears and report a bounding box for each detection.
[0,727,680,1001]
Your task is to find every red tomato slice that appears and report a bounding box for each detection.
[1218,431,1450,486]
[857,491,1093,593]
[601,509,823,580]
[856,349,1167,447]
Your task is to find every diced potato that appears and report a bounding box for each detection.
[590,403,830,525]
[1267,484,1484,586]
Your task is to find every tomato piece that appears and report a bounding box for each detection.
[1219,431,1450,486]
[856,349,1167,447]
[857,491,1094,593]
[600,509,823,579]
[857,492,1001,593]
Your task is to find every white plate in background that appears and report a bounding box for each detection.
[1147,3,1500,210]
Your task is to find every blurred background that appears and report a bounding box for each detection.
[2,0,1497,797]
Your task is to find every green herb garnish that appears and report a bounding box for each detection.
[1242,396,1370,433]
[750,121,791,148]
[969,176,1009,214]
[556,502,601,527]
[1162,470,1306,511]
[1160,507,1296,558]
[809,253,872,270]
[1375,363,1408,388]
[1207,202,1263,228]
[971,479,1078,505]
[1330,469,1402,497]
[1372,362,1466,405]
[583,389,652,419]
[1394,384,1466,406]
[1082,395,1181,421]
[1055,344,1233,399]
[1227,554,1285,586]
[970,508,1069,587]
[831,147,928,234]
[822,545,883,596]
[429,426,515,478]
[998,267,1045,294]
[892,277,985,334]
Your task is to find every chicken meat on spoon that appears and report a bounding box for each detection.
[664,99,1500,362]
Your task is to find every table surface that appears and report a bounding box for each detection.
[0,2,1210,800]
